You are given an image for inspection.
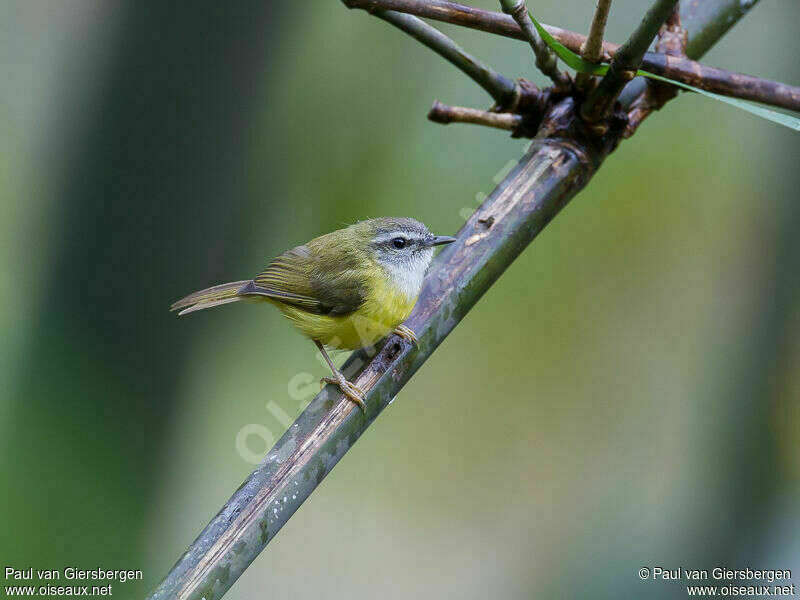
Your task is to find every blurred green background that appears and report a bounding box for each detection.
[1,1,798,598]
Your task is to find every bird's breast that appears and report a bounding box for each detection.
[274,272,419,351]
[362,272,418,328]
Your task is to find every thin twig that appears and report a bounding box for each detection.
[498,0,569,89]
[374,10,520,108]
[576,0,612,90]
[343,0,800,112]
[581,0,679,123]
[581,0,613,62]
[428,100,523,130]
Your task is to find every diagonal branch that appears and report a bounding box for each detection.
[581,0,679,123]
[499,0,570,89]
[147,2,774,599]
[343,0,800,113]
[372,9,520,107]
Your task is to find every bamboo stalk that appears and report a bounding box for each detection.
[343,0,800,112]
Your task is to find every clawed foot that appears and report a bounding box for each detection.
[393,324,418,346]
[321,375,367,412]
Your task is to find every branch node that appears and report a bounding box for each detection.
[499,0,524,14]
[587,121,609,137]
[502,81,524,114]
[655,5,687,57]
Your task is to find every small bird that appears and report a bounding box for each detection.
[171,217,456,410]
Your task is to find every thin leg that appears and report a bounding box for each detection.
[393,324,418,346]
[314,340,366,412]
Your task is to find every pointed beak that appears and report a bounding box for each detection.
[430,235,457,247]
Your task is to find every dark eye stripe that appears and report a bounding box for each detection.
[373,233,426,250]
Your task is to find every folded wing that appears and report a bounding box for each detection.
[240,243,367,316]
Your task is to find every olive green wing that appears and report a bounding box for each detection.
[239,243,367,316]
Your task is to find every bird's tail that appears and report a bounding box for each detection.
[170,280,250,315]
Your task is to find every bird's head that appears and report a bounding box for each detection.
[360,217,456,298]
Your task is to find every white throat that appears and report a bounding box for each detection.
[381,250,433,301]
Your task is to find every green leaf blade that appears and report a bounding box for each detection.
[529,13,607,75]
[640,71,800,132]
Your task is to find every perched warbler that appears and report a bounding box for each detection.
[171,217,455,409]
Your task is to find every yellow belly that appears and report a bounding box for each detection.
[268,278,417,350]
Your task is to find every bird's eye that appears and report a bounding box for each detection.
[392,237,407,249]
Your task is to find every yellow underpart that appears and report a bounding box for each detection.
[259,272,417,350]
